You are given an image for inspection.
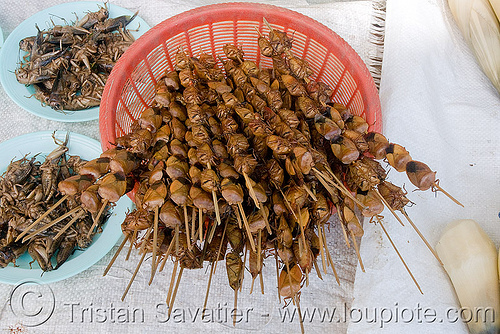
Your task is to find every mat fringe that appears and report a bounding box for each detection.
[368,0,387,90]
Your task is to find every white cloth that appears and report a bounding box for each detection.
[0,1,376,333]
[348,0,500,333]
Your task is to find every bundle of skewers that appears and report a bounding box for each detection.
[36,22,462,332]
[0,134,111,271]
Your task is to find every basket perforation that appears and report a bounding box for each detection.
[118,97,134,123]
[337,71,357,108]
[306,39,329,80]
[322,55,344,88]
[313,52,330,84]
[350,91,364,116]
[299,34,311,60]
[360,110,367,122]
[211,22,236,59]
[129,77,149,109]
[147,45,168,83]
[121,80,133,110]
[143,55,158,86]
[138,83,156,110]
[160,43,174,73]
[122,83,146,125]
[188,25,211,54]
[100,3,381,150]
[131,64,156,110]
[115,119,126,138]
[116,98,131,137]
[346,88,358,109]
[131,60,149,85]
[330,67,347,105]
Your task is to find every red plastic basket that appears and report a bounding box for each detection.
[99,2,381,151]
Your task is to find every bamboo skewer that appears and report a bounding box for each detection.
[350,230,365,272]
[199,208,203,244]
[317,222,327,274]
[313,259,323,280]
[175,225,180,262]
[302,184,317,201]
[204,262,218,310]
[232,289,238,327]
[335,204,351,248]
[237,202,256,252]
[103,235,129,276]
[432,183,464,207]
[313,167,364,207]
[122,250,147,301]
[207,219,218,244]
[279,188,298,220]
[314,170,340,204]
[257,229,262,274]
[166,259,179,306]
[191,207,196,244]
[235,205,242,229]
[322,223,340,285]
[203,222,227,316]
[274,243,281,304]
[212,190,222,226]
[242,172,271,234]
[87,199,109,238]
[207,163,223,228]
[278,188,306,255]
[22,205,81,243]
[168,267,184,317]
[121,225,153,301]
[126,229,138,261]
[159,237,175,273]
[325,247,340,285]
[296,208,307,257]
[242,172,259,208]
[241,247,247,292]
[373,188,405,226]
[400,209,442,265]
[16,194,69,242]
[151,206,159,278]
[294,295,305,334]
[184,205,191,251]
[259,270,265,295]
[53,210,86,240]
[377,218,423,294]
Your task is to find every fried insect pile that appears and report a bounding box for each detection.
[42,23,460,332]
[15,4,138,111]
[0,134,110,271]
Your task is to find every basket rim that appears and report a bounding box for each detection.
[100,2,382,150]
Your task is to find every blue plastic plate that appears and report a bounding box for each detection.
[0,131,133,284]
[0,2,150,122]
